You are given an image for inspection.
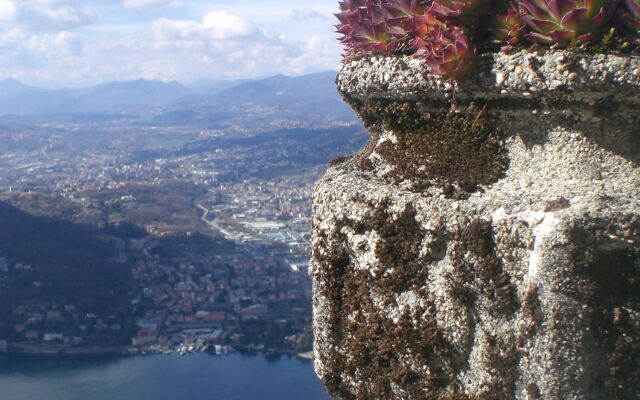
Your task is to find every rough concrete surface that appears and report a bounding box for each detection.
[311,50,640,400]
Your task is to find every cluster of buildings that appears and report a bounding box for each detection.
[127,236,314,353]
[0,226,314,356]
[0,293,130,355]
[0,116,362,356]
[198,176,315,262]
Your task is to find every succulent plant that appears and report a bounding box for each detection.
[489,9,525,50]
[335,0,400,55]
[413,23,476,79]
[383,0,427,21]
[381,0,433,48]
[428,0,490,21]
[335,0,639,81]
[616,0,640,35]
[335,0,477,80]
[518,0,615,46]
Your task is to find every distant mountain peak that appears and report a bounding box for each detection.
[0,78,32,89]
[0,71,348,118]
[0,78,24,84]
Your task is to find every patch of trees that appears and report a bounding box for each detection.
[0,202,133,340]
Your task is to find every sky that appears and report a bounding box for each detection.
[0,0,342,87]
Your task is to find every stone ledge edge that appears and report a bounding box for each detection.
[337,50,640,102]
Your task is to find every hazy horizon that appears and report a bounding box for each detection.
[0,0,341,88]
[0,69,339,90]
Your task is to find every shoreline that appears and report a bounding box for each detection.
[1,344,314,361]
[296,351,314,360]
[0,348,330,400]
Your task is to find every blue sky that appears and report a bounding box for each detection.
[0,0,341,87]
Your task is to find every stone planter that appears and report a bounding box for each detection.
[310,50,640,400]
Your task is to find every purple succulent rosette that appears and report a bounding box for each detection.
[335,0,637,81]
[413,23,476,79]
[616,0,640,36]
[519,0,615,45]
[428,0,490,20]
[489,10,525,51]
[336,0,478,80]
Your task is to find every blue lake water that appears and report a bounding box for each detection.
[0,353,333,400]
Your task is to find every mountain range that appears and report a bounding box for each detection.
[0,71,353,120]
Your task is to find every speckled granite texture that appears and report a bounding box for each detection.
[311,50,640,400]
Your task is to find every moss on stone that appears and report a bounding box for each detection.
[526,382,542,399]
[344,97,507,198]
[312,197,468,399]
[314,50,640,400]
[372,202,434,293]
[517,286,544,347]
[451,218,517,314]
[567,222,640,399]
[330,156,352,167]
[313,196,535,399]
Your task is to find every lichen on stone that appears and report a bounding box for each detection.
[311,50,640,400]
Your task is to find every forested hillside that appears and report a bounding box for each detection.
[0,202,133,341]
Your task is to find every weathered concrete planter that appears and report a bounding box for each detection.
[311,50,640,400]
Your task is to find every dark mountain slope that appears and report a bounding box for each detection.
[0,202,132,338]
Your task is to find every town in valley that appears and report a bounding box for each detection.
[0,76,366,358]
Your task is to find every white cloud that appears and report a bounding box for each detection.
[0,0,90,85]
[280,35,341,75]
[0,27,83,87]
[27,31,82,55]
[0,0,93,31]
[290,9,326,20]
[202,11,256,38]
[0,0,16,21]
[0,5,342,86]
[151,11,258,46]
[123,0,184,10]
[146,13,288,79]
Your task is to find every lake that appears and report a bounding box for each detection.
[0,352,333,400]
